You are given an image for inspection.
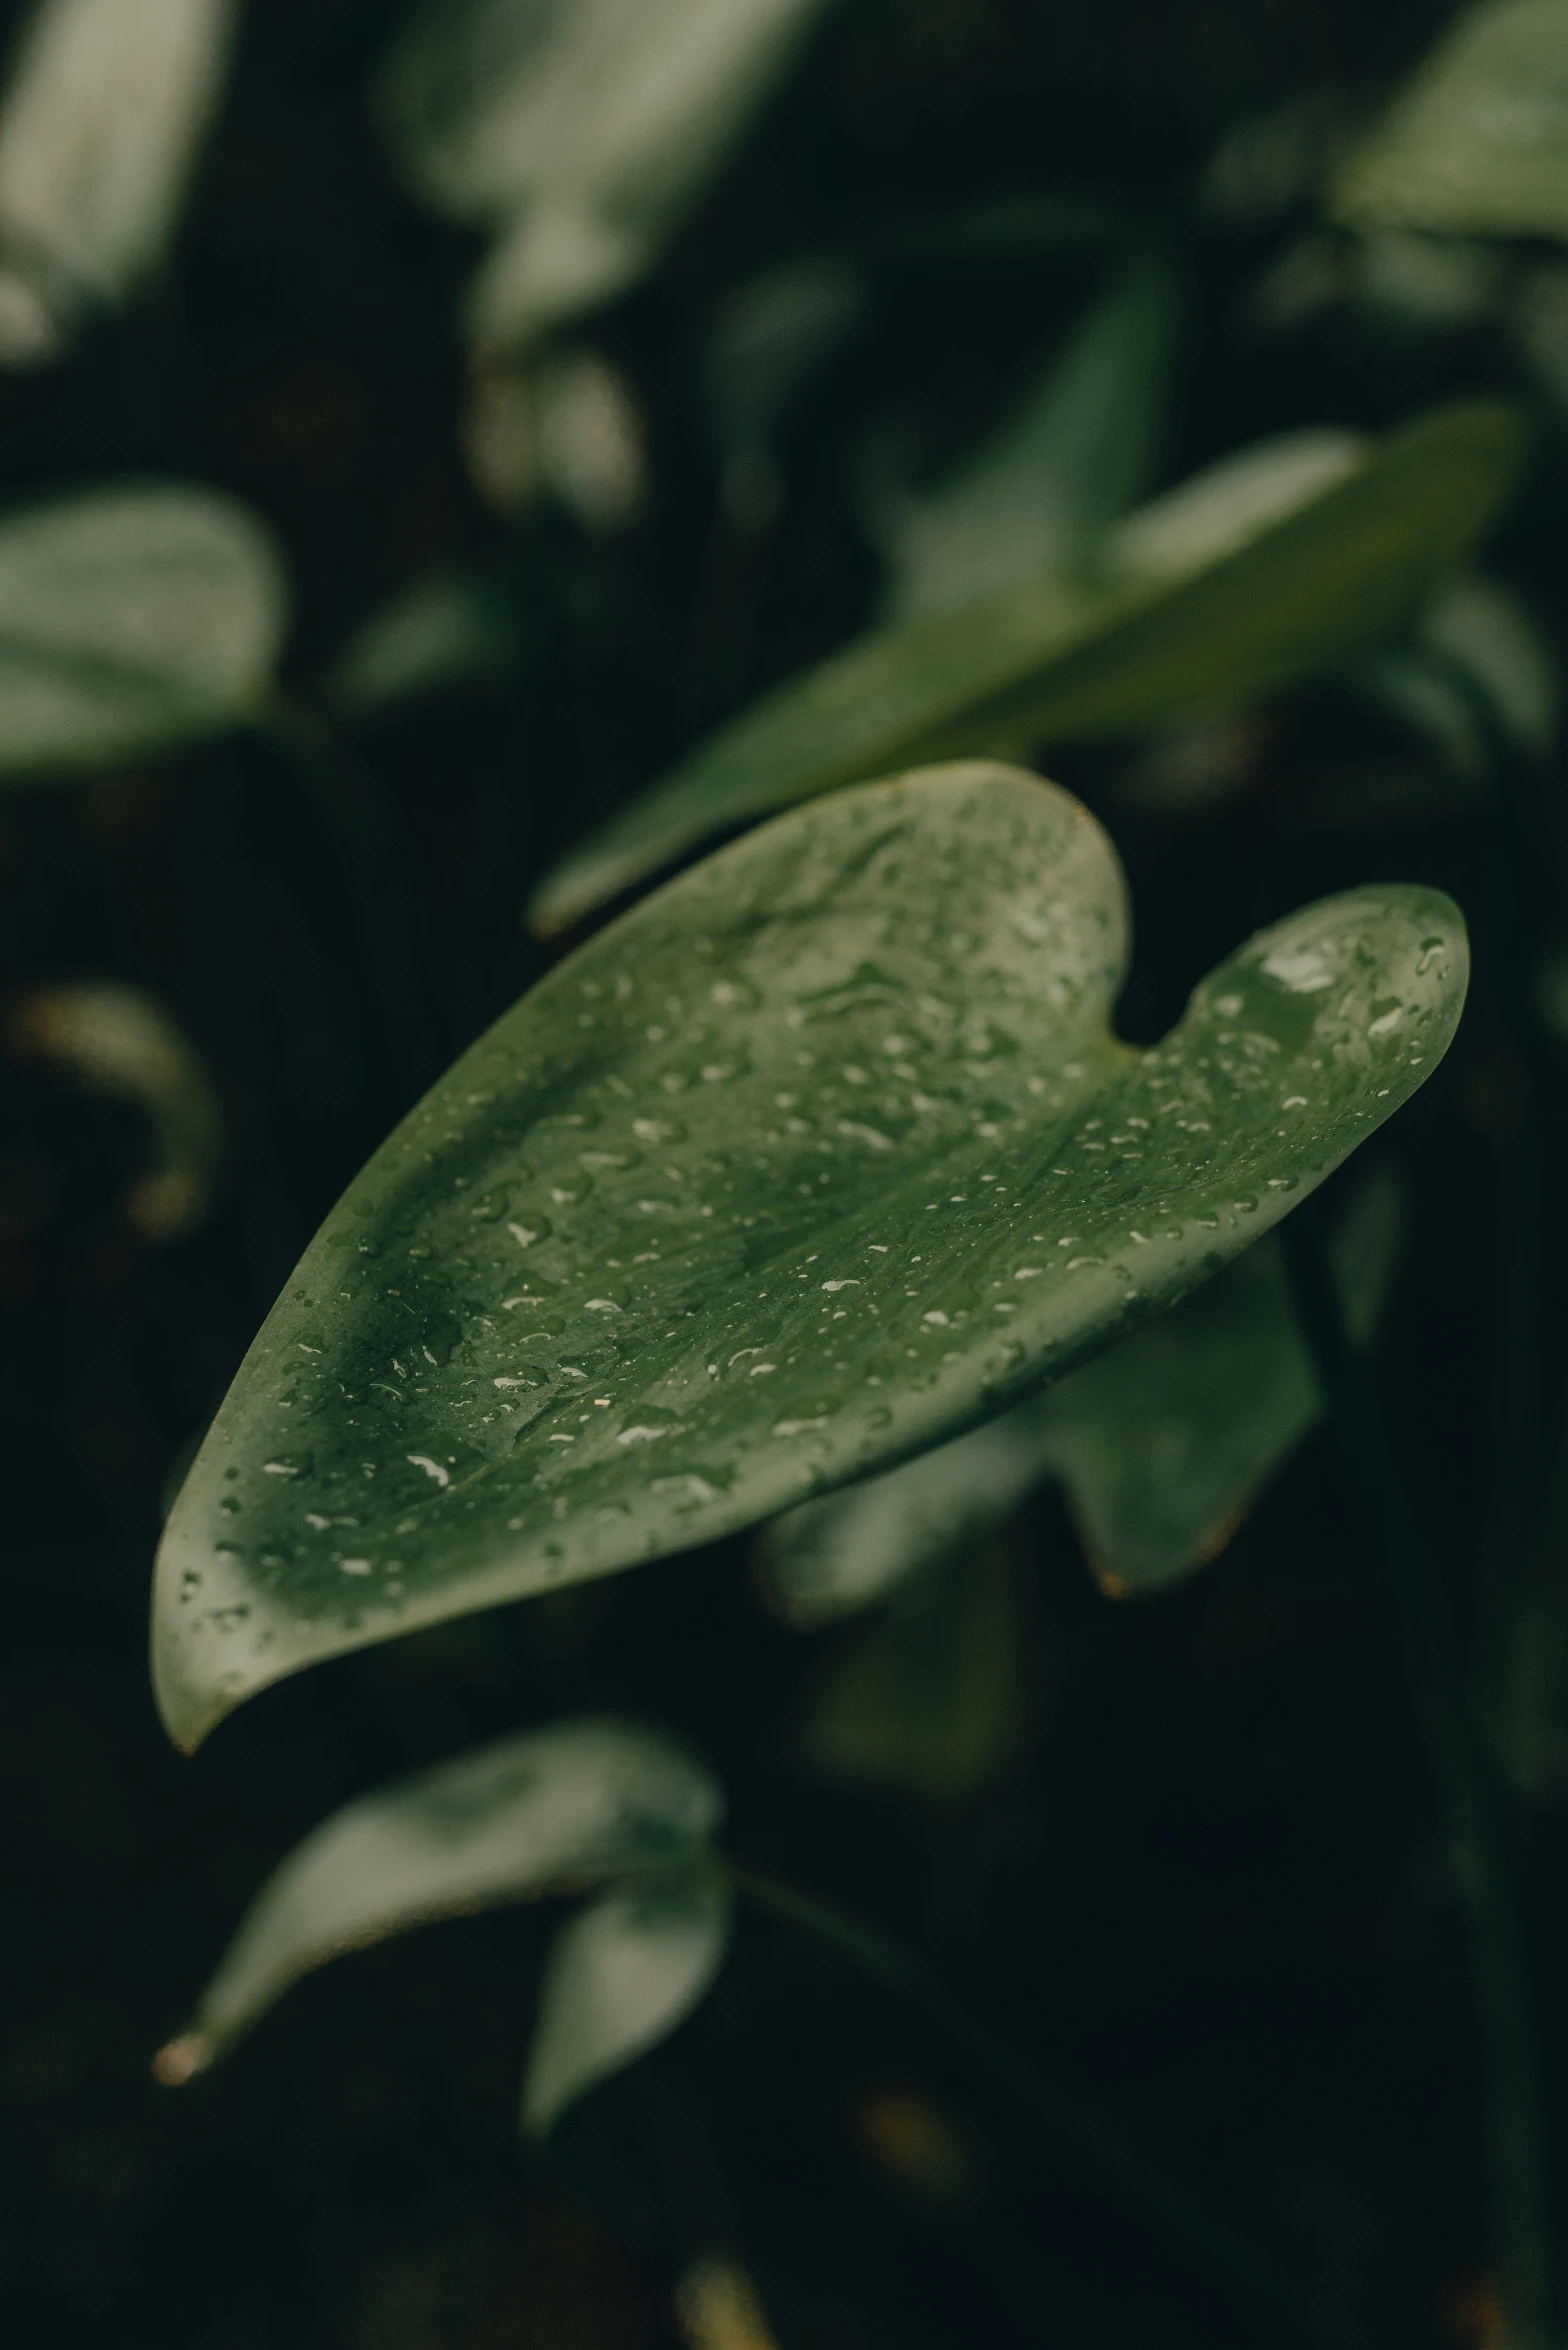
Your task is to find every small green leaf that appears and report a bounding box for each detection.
[522,1862,732,2136]
[0,483,285,773]
[529,401,1521,933]
[6,982,222,1240]
[1333,0,1568,242]
[1034,1167,1403,1592]
[872,258,1180,619]
[333,572,514,717]
[154,762,1466,1751]
[798,1536,1035,1802]
[380,0,834,352]
[153,1719,720,2079]
[762,1170,1403,1619]
[0,0,238,362]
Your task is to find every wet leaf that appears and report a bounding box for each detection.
[0,0,238,364]
[153,1719,721,2078]
[1334,0,1568,242]
[154,761,1467,1751]
[0,483,285,774]
[5,983,222,1240]
[873,258,1180,619]
[763,1169,1403,1620]
[797,1536,1035,1800]
[530,401,1521,934]
[380,0,834,352]
[522,1862,731,2135]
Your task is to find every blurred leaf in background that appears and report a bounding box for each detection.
[380,0,837,353]
[0,0,238,365]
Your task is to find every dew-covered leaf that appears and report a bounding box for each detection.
[529,401,1520,933]
[154,761,1466,1751]
[380,0,833,352]
[872,259,1180,620]
[153,1720,721,2079]
[6,982,222,1240]
[0,483,285,774]
[522,1863,731,2136]
[797,1536,1035,1800]
[0,0,238,364]
[1333,0,1568,243]
[762,1169,1403,1620]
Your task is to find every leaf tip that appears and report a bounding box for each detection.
[152,2030,213,2088]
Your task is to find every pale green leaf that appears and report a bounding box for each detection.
[153,762,1466,1751]
[873,260,1180,619]
[380,0,834,352]
[1333,0,1568,242]
[797,1537,1035,1801]
[6,982,222,1240]
[0,483,286,774]
[0,0,238,363]
[154,1719,721,2079]
[762,1170,1403,1621]
[522,1862,731,2135]
[529,401,1520,934]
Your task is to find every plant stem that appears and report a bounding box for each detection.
[729,1860,1365,2350]
[1280,1202,1558,2350]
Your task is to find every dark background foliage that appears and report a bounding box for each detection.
[3,2,1563,2345]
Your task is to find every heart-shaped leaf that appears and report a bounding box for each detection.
[529,400,1521,933]
[0,0,239,362]
[0,482,285,774]
[1333,0,1568,242]
[522,1863,732,2136]
[154,761,1467,1752]
[761,1169,1401,1621]
[153,1718,720,2081]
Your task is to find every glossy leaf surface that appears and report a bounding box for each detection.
[874,260,1179,619]
[530,402,1520,933]
[1334,0,1568,241]
[522,1864,731,2135]
[0,0,237,362]
[763,1170,1401,1619]
[155,762,1467,1750]
[0,483,284,774]
[156,1720,720,2077]
[381,0,832,351]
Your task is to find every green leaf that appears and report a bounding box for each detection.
[0,0,238,363]
[762,1168,1403,1620]
[153,1719,721,2080]
[529,401,1521,934]
[522,1862,731,2136]
[1333,0,1568,242]
[0,483,285,773]
[797,1536,1035,1802]
[872,258,1180,619]
[380,0,834,352]
[154,761,1467,1751]
[1033,1166,1403,1592]
[6,982,222,1240]
[333,573,514,718]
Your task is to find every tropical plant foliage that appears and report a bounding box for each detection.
[7,3,1568,2348]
